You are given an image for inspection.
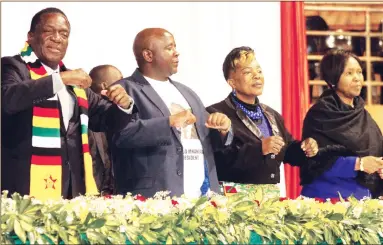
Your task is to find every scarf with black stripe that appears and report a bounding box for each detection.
[20,42,98,200]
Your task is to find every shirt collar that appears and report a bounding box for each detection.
[41,62,60,74]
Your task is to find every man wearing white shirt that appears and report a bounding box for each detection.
[113,28,232,198]
[1,8,133,199]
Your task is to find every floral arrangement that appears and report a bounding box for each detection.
[1,190,383,245]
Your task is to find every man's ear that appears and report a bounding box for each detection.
[227,78,236,89]
[142,49,153,63]
[27,31,34,44]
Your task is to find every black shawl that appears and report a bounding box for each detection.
[301,89,383,196]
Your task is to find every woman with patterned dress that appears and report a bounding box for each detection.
[207,46,318,199]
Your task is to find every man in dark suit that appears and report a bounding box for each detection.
[1,8,133,200]
[113,28,232,198]
[89,65,124,196]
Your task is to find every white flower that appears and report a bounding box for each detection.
[352,206,363,218]
[65,215,74,224]
[153,191,171,200]
[36,227,45,234]
[119,225,126,233]
[31,199,42,205]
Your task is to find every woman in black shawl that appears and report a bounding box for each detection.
[300,49,383,199]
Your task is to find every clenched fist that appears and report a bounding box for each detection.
[60,69,92,89]
[169,109,196,128]
[300,137,318,157]
[100,84,132,109]
[261,136,285,155]
[205,112,231,135]
[356,156,383,174]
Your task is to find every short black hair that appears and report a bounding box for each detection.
[320,48,363,88]
[30,7,68,32]
[222,46,254,81]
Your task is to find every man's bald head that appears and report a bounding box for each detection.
[89,65,123,94]
[133,28,171,68]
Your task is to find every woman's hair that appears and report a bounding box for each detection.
[320,48,363,88]
[222,46,254,80]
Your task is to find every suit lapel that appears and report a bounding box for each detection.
[132,70,171,117]
[260,104,280,136]
[224,97,263,140]
[132,70,181,143]
[65,87,79,136]
[171,81,203,142]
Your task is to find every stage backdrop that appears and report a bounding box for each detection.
[1,2,302,197]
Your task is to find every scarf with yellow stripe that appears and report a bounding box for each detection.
[20,42,99,201]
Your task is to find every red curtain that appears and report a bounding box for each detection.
[281,2,310,199]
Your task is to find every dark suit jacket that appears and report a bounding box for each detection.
[88,130,114,194]
[1,55,129,198]
[207,95,307,184]
[112,69,223,197]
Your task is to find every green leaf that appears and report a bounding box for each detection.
[1,214,10,223]
[194,196,208,207]
[58,228,69,244]
[141,231,157,244]
[58,211,67,224]
[234,200,254,210]
[105,218,120,227]
[68,234,81,244]
[350,230,360,243]
[273,229,289,241]
[18,214,34,224]
[23,204,43,215]
[366,233,380,245]
[19,220,34,232]
[326,213,344,221]
[323,227,335,244]
[341,230,351,245]
[6,216,15,233]
[108,232,126,244]
[83,212,92,226]
[140,214,157,225]
[45,204,63,213]
[150,221,164,230]
[86,230,107,244]
[205,232,218,244]
[18,199,31,214]
[87,219,106,229]
[166,235,173,245]
[12,192,22,203]
[14,219,27,244]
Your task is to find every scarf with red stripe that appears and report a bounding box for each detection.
[20,42,98,200]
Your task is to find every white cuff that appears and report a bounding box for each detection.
[117,99,135,114]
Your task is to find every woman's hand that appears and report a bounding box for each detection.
[355,156,383,174]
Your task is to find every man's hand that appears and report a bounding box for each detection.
[169,109,196,128]
[205,112,231,135]
[101,84,132,109]
[301,137,319,157]
[261,136,285,155]
[355,156,383,174]
[60,69,92,89]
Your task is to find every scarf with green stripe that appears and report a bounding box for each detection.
[20,42,99,201]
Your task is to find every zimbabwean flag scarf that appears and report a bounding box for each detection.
[20,42,98,200]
